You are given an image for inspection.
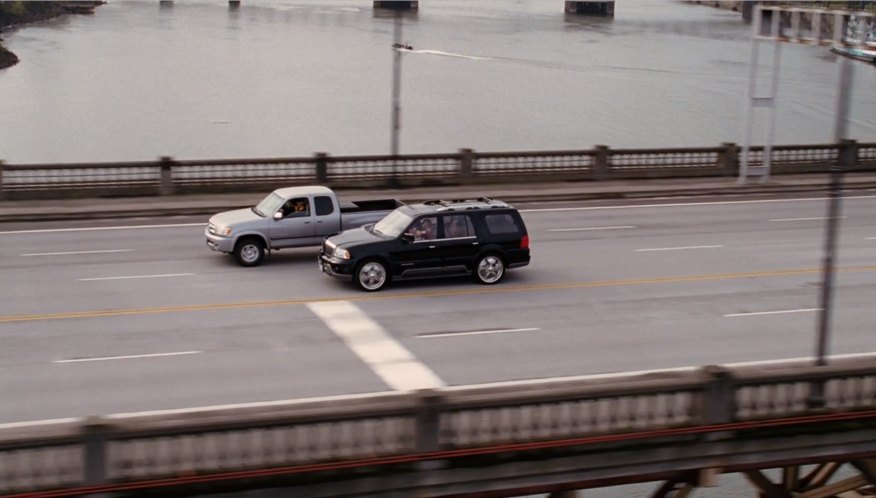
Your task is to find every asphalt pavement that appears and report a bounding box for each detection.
[2,173,876,222]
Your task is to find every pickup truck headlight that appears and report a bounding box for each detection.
[333,247,351,260]
[213,225,232,237]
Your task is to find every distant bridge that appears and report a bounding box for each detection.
[153,1,618,16]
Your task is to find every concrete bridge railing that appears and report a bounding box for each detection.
[1,356,875,497]
[0,140,873,200]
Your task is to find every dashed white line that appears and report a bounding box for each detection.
[867,237,876,240]
[635,245,723,252]
[724,308,820,318]
[418,328,541,339]
[54,351,202,363]
[78,273,193,281]
[0,223,204,235]
[307,301,445,391]
[548,226,636,232]
[21,249,134,257]
[769,217,844,222]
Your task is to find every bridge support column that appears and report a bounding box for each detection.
[229,0,240,8]
[565,1,615,17]
[459,148,474,183]
[374,1,419,10]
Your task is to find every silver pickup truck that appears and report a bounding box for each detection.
[205,185,403,267]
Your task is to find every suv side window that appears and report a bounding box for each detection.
[443,214,476,239]
[314,196,334,216]
[484,213,521,235]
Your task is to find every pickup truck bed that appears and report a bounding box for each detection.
[340,199,406,213]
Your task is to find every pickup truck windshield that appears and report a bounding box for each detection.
[254,192,285,218]
[373,209,412,238]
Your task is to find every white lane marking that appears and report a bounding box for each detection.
[548,226,636,232]
[440,352,876,391]
[78,273,193,281]
[418,328,540,339]
[307,301,445,391]
[867,237,876,240]
[0,223,205,235]
[724,308,820,318]
[769,217,845,222]
[54,351,202,364]
[21,249,135,257]
[635,245,723,252]
[522,195,876,213]
[10,351,876,426]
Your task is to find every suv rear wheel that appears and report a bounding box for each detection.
[474,253,505,285]
[356,259,389,292]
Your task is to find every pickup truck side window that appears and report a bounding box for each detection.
[281,198,310,218]
[314,196,334,216]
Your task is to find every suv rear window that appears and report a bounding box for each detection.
[484,213,521,235]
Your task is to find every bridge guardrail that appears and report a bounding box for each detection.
[0,141,873,200]
[1,356,875,495]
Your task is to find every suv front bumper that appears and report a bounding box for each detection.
[319,254,354,281]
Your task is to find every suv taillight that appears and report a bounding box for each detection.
[520,235,529,249]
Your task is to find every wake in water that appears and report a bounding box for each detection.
[396,48,493,61]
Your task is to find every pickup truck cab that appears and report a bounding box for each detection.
[206,186,403,267]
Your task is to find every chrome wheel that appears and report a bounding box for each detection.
[357,261,388,291]
[475,254,504,284]
[234,238,264,267]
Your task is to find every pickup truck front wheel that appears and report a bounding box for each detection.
[234,237,265,267]
[355,259,389,292]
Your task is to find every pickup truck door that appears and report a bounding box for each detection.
[313,194,342,237]
[269,196,315,247]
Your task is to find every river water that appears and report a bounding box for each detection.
[0,0,874,164]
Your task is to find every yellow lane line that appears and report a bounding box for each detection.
[2,265,875,324]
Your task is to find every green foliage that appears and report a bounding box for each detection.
[0,2,27,18]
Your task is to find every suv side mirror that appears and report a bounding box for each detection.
[400,233,414,243]
[273,211,283,220]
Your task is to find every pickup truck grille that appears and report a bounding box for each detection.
[323,239,336,254]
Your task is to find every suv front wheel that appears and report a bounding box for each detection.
[356,259,389,292]
[474,253,505,285]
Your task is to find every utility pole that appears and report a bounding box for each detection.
[391,12,402,158]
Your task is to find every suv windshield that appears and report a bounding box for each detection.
[373,209,413,238]
[254,192,285,217]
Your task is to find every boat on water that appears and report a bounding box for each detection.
[392,42,413,50]
[831,45,876,64]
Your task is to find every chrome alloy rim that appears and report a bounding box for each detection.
[240,243,261,264]
[477,255,504,283]
[359,262,387,290]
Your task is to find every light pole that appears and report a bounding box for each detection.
[391,12,402,157]
[389,11,403,186]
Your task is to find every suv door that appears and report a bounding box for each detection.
[387,215,444,278]
[269,196,315,247]
[439,213,480,274]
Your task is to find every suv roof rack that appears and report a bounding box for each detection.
[421,197,509,211]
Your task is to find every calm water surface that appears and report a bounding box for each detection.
[1,0,875,163]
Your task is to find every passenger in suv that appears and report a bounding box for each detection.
[319,198,530,291]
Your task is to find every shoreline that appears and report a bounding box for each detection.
[0,1,104,70]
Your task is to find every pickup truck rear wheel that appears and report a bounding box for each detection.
[234,237,265,267]
[355,259,388,292]
[474,253,505,285]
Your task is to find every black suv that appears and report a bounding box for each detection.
[318,198,530,291]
